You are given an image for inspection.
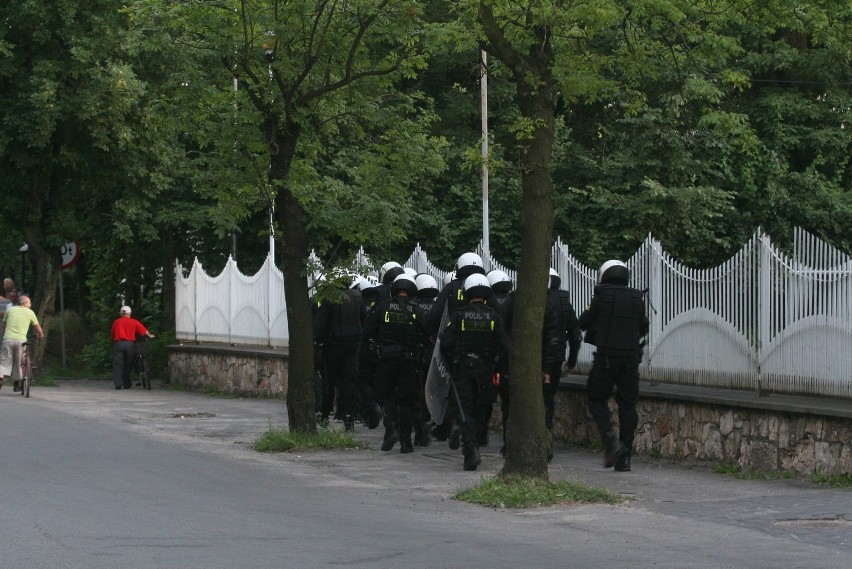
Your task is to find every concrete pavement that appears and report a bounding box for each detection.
[5,378,851,567]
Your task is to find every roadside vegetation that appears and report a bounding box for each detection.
[713,462,798,481]
[253,426,369,452]
[456,475,623,509]
[811,472,852,488]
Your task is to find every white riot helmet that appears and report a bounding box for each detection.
[414,274,439,297]
[357,276,376,292]
[549,268,561,289]
[598,260,629,285]
[379,261,404,285]
[462,273,491,300]
[442,271,456,287]
[486,270,512,295]
[403,267,418,278]
[455,252,485,280]
[391,274,418,297]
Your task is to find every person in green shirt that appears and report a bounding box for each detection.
[0,295,44,392]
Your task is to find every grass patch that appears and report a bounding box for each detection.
[575,438,605,452]
[253,426,369,452]
[456,475,623,509]
[811,472,852,488]
[712,462,743,476]
[713,462,799,481]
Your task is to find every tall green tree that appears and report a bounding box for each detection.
[129,0,444,431]
[551,0,851,266]
[452,0,796,478]
[0,1,155,336]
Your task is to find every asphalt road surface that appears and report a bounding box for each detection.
[1,380,849,569]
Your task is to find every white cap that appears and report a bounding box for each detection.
[120,306,132,315]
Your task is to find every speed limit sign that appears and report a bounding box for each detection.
[60,240,81,270]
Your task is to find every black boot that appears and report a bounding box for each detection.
[476,428,489,447]
[343,415,355,432]
[603,434,626,468]
[614,451,631,472]
[431,422,448,441]
[381,425,399,451]
[415,423,431,447]
[365,403,382,429]
[400,438,414,454]
[448,424,461,450]
[547,430,554,462]
[463,443,481,471]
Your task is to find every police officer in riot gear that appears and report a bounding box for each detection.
[314,273,366,431]
[413,273,440,446]
[498,273,563,459]
[486,270,512,306]
[427,253,488,442]
[486,270,513,454]
[356,277,383,429]
[579,260,649,471]
[365,273,424,453]
[543,268,582,443]
[439,274,509,471]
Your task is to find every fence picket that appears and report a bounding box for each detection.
[175,229,852,397]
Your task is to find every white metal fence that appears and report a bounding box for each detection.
[176,228,852,398]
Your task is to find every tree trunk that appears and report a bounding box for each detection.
[161,228,176,333]
[25,238,58,367]
[501,67,558,480]
[269,119,317,434]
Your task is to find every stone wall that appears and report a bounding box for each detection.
[168,344,851,476]
[168,344,288,396]
[552,380,852,477]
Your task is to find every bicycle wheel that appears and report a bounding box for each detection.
[21,358,31,398]
[140,357,151,390]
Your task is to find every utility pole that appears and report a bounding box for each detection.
[481,50,490,271]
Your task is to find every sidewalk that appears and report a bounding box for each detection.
[23,379,852,558]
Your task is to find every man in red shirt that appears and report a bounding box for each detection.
[111,306,154,390]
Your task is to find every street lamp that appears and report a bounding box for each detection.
[19,242,28,291]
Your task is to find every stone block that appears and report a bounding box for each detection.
[741,439,778,471]
[814,442,838,474]
[719,410,734,436]
[704,428,723,460]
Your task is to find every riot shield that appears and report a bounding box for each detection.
[425,306,452,424]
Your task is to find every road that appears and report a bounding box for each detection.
[0,380,849,568]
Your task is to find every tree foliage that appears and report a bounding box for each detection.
[126,0,446,431]
[0,0,847,472]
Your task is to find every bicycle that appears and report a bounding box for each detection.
[135,335,151,390]
[19,340,35,398]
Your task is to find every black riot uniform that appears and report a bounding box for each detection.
[486,271,513,456]
[311,301,324,416]
[439,297,509,471]
[413,281,438,447]
[498,289,562,457]
[579,261,649,471]
[314,287,365,430]
[357,284,384,429]
[542,285,582,432]
[365,282,423,453]
[426,254,488,442]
